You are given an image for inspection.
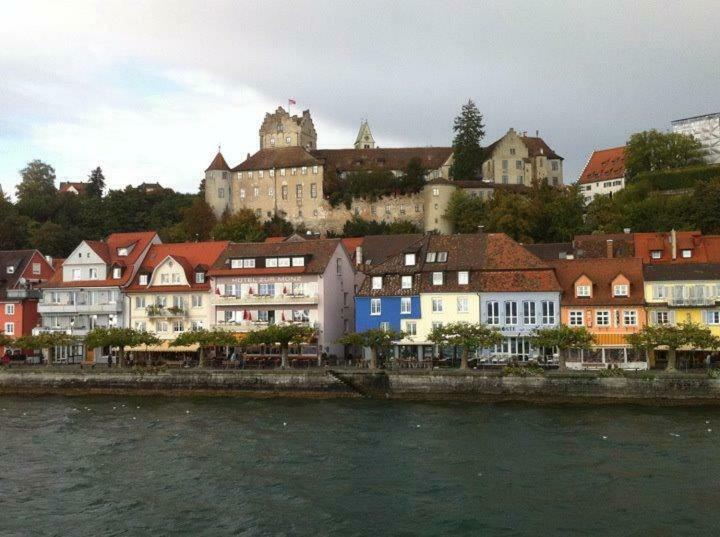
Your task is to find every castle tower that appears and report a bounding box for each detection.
[204,150,232,218]
[354,120,375,149]
[259,107,317,150]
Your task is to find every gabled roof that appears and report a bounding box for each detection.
[208,239,344,276]
[59,181,89,194]
[519,136,563,160]
[547,257,645,306]
[312,147,453,172]
[0,250,41,295]
[643,263,720,282]
[578,146,626,185]
[126,241,229,291]
[205,152,231,172]
[233,147,319,171]
[358,234,424,268]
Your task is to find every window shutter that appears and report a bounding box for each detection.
[669,311,676,325]
[701,310,708,324]
[650,311,657,324]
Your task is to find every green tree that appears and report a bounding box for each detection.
[428,322,503,370]
[484,190,535,242]
[28,221,82,257]
[212,208,265,242]
[338,328,404,370]
[530,325,595,371]
[243,325,317,369]
[263,215,294,238]
[15,160,57,221]
[397,157,427,193]
[171,329,238,367]
[626,322,718,371]
[15,333,79,366]
[691,178,720,234]
[86,167,106,198]
[181,198,217,241]
[450,99,485,180]
[625,130,704,179]
[443,189,485,233]
[528,180,585,243]
[85,327,160,367]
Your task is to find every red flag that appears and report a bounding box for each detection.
[288,99,296,105]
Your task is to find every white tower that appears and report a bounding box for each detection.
[354,120,376,149]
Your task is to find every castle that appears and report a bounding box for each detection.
[204,107,564,234]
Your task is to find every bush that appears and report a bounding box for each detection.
[598,367,626,378]
[502,364,544,377]
[708,369,720,379]
[632,165,720,191]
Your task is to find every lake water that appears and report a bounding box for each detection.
[1,396,719,536]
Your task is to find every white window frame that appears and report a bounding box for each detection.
[458,271,469,285]
[576,285,591,297]
[404,253,416,266]
[192,295,203,308]
[522,301,536,325]
[401,276,412,289]
[613,284,629,297]
[5,304,15,315]
[372,277,382,290]
[72,268,81,281]
[541,300,556,325]
[400,297,412,315]
[405,321,417,336]
[623,310,637,326]
[595,310,610,326]
[486,301,499,325]
[432,297,444,313]
[457,297,469,314]
[651,250,662,259]
[682,249,692,258]
[370,298,381,316]
[569,310,584,326]
[432,272,443,285]
[504,301,518,325]
[4,322,15,335]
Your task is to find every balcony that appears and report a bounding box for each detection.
[6,289,41,299]
[667,297,716,307]
[145,305,188,318]
[38,302,122,314]
[213,293,319,306]
[216,321,317,333]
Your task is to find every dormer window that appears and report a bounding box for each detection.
[372,277,382,290]
[139,274,148,285]
[426,252,437,262]
[576,285,591,297]
[195,272,205,283]
[432,272,443,285]
[112,267,122,279]
[613,284,629,297]
[117,248,128,257]
[404,253,416,266]
[458,271,469,285]
[437,252,448,263]
[682,249,692,258]
[6,266,14,274]
[651,250,662,259]
[292,257,305,267]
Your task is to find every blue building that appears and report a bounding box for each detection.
[355,295,421,332]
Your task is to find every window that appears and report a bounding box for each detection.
[400,297,412,314]
[522,301,536,324]
[4,322,14,335]
[656,311,670,325]
[268,187,274,197]
[432,272,443,286]
[192,295,203,308]
[432,322,443,331]
[135,296,146,309]
[282,185,288,200]
[139,274,148,285]
[541,301,555,324]
[486,301,499,324]
[296,184,303,198]
[253,187,259,197]
[569,310,584,326]
[372,277,382,290]
[32,262,41,274]
[614,284,629,297]
[504,301,518,324]
[172,273,181,284]
[259,170,264,178]
[437,252,448,262]
[432,297,443,313]
[682,249,692,258]
[195,272,205,283]
[510,148,516,155]
[458,271,469,285]
[708,311,720,325]
[551,161,559,171]
[457,297,469,313]
[426,252,437,262]
[240,188,246,199]
[191,320,204,331]
[5,304,15,315]
[157,321,168,332]
[405,253,416,266]
[596,310,610,326]
[156,296,167,307]
[370,298,381,315]
[651,250,662,259]
[293,309,310,322]
[218,188,225,199]
[172,320,184,333]
[379,322,390,332]
[401,276,412,289]
[72,268,81,281]
[111,267,121,279]
[653,285,668,299]
[623,310,637,326]
[312,165,318,174]
[517,176,523,184]
[405,321,417,336]
[134,321,146,331]
[502,175,508,184]
[266,258,278,268]
[161,273,170,284]
[291,282,305,296]
[310,183,317,198]
[502,159,508,170]
[278,258,291,267]
[89,268,98,280]
[301,166,307,175]
[576,285,591,297]
[292,257,305,267]
[432,188,439,197]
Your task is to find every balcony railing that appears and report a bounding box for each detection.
[216,320,316,332]
[6,289,41,299]
[667,297,716,307]
[214,293,319,306]
[145,306,188,317]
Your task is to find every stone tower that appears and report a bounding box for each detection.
[204,151,232,218]
[259,107,317,151]
[354,120,375,149]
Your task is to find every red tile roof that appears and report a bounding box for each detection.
[519,136,563,160]
[205,152,231,172]
[233,147,320,171]
[313,147,453,172]
[578,146,626,185]
[59,181,89,194]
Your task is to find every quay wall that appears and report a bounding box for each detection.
[3,369,720,404]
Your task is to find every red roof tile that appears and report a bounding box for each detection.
[205,152,231,172]
[578,146,626,185]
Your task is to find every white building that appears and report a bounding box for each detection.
[577,146,626,202]
[671,112,720,165]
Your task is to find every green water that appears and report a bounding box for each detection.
[1,397,719,536]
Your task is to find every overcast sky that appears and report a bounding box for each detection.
[1,0,719,196]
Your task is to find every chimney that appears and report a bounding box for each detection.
[606,239,614,258]
[535,130,539,137]
[355,246,363,266]
[671,229,677,260]
[45,255,53,265]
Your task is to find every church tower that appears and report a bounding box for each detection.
[204,150,232,218]
[354,120,376,149]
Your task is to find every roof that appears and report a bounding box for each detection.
[671,112,720,125]
[125,241,229,291]
[208,239,343,276]
[312,147,453,172]
[634,231,712,264]
[572,233,636,259]
[578,146,626,185]
[643,263,720,282]
[548,258,645,306]
[44,231,158,288]
[205,152,231,172]
[523,242,574,260]
[358,234,424,267]
[233,147,319,171]
[59,181,88,194]
[485,133,563,161]
[358,233,559,295]
[0,250,38,295]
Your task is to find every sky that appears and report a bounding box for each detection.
[1,0,719,197]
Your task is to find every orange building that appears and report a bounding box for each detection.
[549,257,647,369]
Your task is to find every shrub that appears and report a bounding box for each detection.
[502,364,544,377]
[632,165,720,191]
[598,367,626,378]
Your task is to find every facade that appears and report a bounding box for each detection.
[549,258,648,370]
[37,232,160,362]
[0,250,55,354]
[356,233,561,363]
[671,112,720,165]
[482,128,564,187]
[577,146,626,202]
[208,238,355,358]
[124,242,229,339]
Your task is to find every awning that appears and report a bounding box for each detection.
[126,341,200,353]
